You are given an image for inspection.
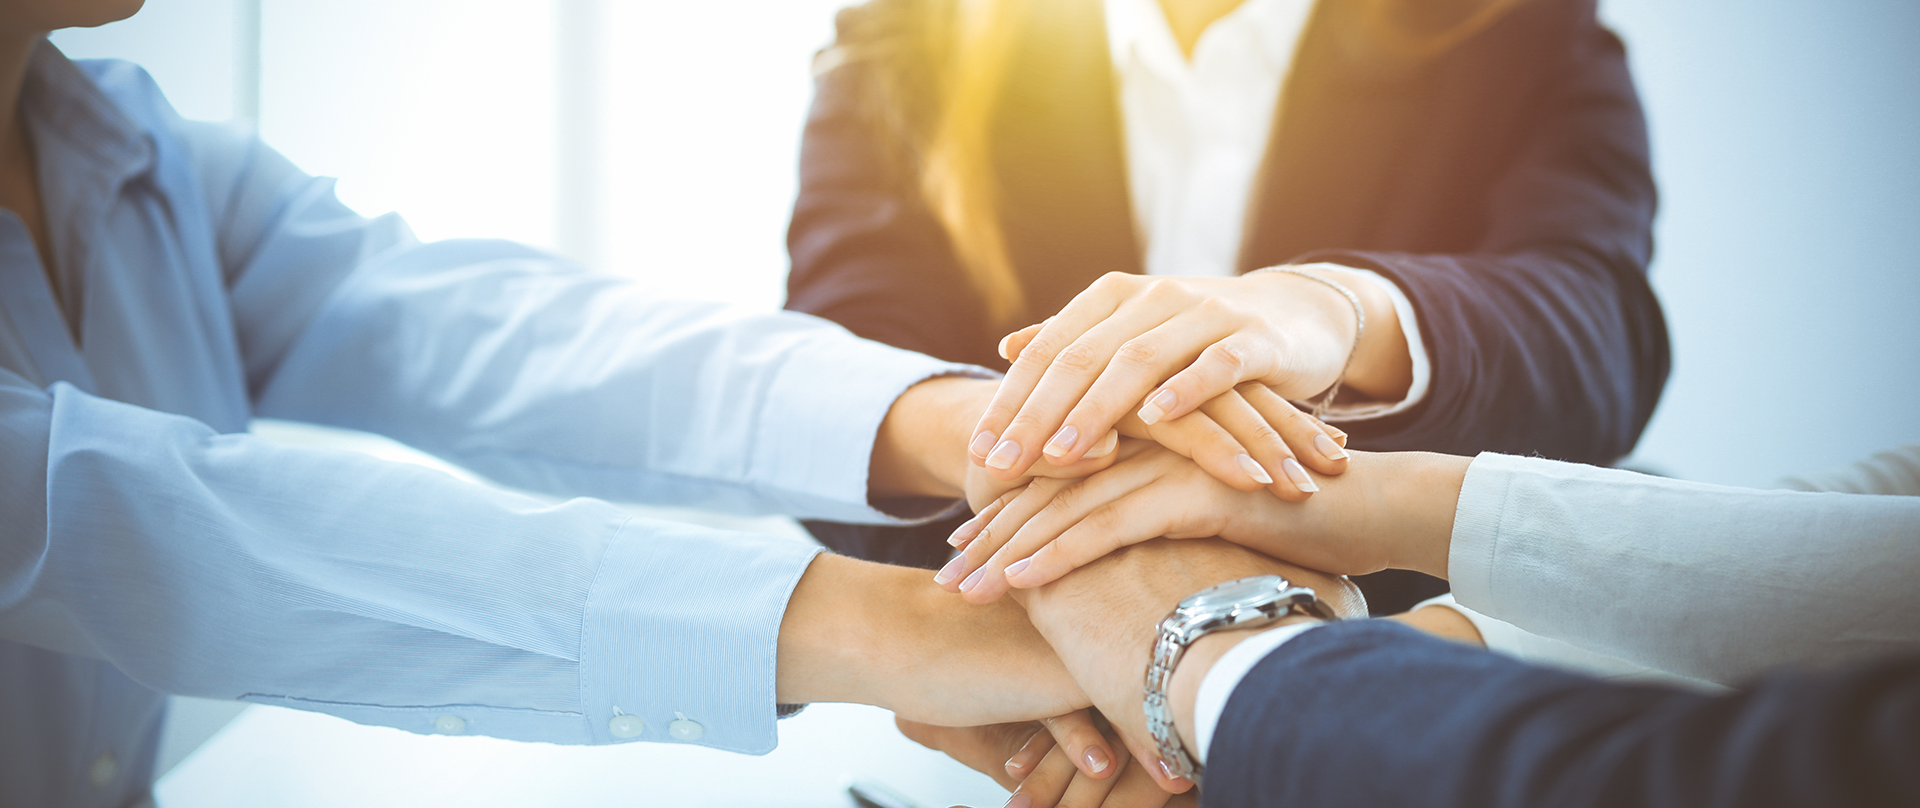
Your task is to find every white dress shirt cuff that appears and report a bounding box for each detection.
[1190,620,1329,764]
[754,323,994,524]
[1302,264,1430,422]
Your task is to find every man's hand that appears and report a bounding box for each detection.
[1018,539,1366,789]
[776,553,1088,727]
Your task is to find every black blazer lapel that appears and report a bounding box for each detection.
[993,0,1143,326]
[1238,1,1440,271]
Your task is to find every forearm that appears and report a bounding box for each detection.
[776,552,1086,725]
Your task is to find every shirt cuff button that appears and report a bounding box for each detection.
[668,716,703,741]
[433,715,466,735]
[609,714,646,739]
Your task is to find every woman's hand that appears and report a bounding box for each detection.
[936,443,1469,602]
[967,267,1409,488]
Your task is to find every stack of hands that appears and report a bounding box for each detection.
[877,274,1463,808]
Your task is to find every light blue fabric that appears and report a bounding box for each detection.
[0,42,978,807]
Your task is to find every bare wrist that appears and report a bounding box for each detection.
[870,376,996,499]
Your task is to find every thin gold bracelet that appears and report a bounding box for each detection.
[1250,265,1365,418]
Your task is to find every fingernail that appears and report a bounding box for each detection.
[1042,425,1079,458]
[1236,453,1274,485]
[959,566,987,592]
[933,553,967,586]
[1086,429,1119,459]
[997,332,1016,361]
[1328,426,1349,445]
[1004,557,1032,581]
[1003,793,1032,808]
[1084,746,1111,774]
[1282,457,1319,492]
[948,515,984,547]
[1005,757,1025,775]
[969,430,997,459]
[1314,432,1349,461]
[1138,389,1177,425]
[985,439,1021,470]
[1158,758,1177,781]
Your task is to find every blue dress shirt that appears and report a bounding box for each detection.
[0,41,975,808]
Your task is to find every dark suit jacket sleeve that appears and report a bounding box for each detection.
[783,7,997,368]
[1204,621,1920,808]
[1298,5,1668,464]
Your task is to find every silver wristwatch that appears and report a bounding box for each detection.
[1143,575,1336,784]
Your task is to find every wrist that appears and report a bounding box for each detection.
[1361,452,1471,579]
[870,376,996,499]
[779,553,1085,724]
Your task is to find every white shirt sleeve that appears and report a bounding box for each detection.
[1189,620,1328,765]
[1449,452,1920,685]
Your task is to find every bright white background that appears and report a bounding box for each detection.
[47,0,1920,802]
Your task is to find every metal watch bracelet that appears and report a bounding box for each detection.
[1142,579,1336,785]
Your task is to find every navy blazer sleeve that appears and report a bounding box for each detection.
[1289,3,1668,464]
[1204,621,1920,808]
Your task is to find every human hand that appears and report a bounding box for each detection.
[1017,539,1367,786]
[872,375,1120,510]
[967,266,1410,487]
[940,444,1470,601]
[900,712,1192,808]
[776,554,1089,728]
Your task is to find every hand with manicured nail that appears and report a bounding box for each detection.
[952,447,1469,601]
[967,266,1412,494]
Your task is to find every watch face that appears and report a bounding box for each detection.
[1182,576,1286,611]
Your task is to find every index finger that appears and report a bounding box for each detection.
[969,274,1140,466]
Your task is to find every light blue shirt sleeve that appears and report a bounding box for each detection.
[0,68,989,761]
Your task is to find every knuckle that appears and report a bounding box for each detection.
[1052,340,1104,374]
[1113,337,1160,368]
[1205,340,1250,375]
[1005,412,1050,437]
[1016,334,1064,366]
[1243,419,1283,448]
[1193,296,1233,317]
[982,400,1020,425]
[1039,484,1081,518]
[1144,277,1186,302]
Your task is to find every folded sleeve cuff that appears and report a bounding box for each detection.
[579,517,823,755]
[752,325,995,525]
[1446,452,1518,614]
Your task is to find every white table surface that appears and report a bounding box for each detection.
[155,701,1012,808]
